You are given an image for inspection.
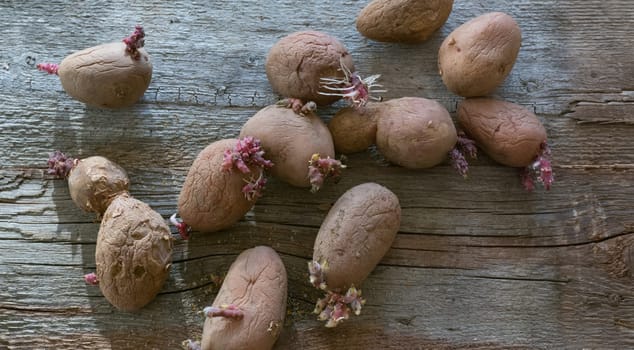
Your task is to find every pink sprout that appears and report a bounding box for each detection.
[203,304,244,319]
[170,213,191,240]
[308,260,327,290]
[277,98,317,116]
[319,58,385,108]
[122,25,145,60]
[36,63,59,75]
[222,137,273,174]
[181,340,201,350]
[314,287,365,328]
[47,151,76,178]
[521,142,554,191]
[84,272,99,285]
[242,172,267,201]
[308,154,346,193]
[449,132,478,178]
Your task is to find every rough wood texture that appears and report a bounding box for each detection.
[1,0,633,349]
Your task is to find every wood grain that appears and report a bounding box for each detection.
[1,0,633,349]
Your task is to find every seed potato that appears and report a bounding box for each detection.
[356,0,454,43]
[328,104,379,154]
[438,12,521,97]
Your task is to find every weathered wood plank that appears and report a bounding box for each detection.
[1,0,634,349]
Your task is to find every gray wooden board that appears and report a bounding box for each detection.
[1,0,633,349]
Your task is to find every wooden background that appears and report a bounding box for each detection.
[1,0,633,349]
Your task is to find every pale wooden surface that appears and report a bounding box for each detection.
[1,0,633,349]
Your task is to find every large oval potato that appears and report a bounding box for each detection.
[356,0,454,43]
[438,12,521,97]
[58,42,152,108]
[328,103,379,154]
[95,193,173,311]
[313,182,401,291]
[375,97,457,168]
[457,98,547,167]
[178,139,262,233]
[265,31,354,105]
[239,105,335,188]
[68,156,130,215]
[201,246,287,350]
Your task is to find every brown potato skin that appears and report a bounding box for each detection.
[265,31,354,106]
[438,12,521,97]
[356,0,454,43]
[178,139,261,233]
[201,246,287,350]
[375,97,457,168]
[457,98,547,167]
[95,193,173,312]
[240,105,335,188]
[313,183,400,291]
[68,156,130,215]
[328,104,379,154]
[58,42,152,108]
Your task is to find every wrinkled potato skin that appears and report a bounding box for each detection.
[59,42,152,108]
[202,246,287,350]
[178,139,261,233]
[68,156,130,215]
[240,105,335,188]
[95,193,173,311]
[438,12,521,97]
[328,104,379,154]
[356,0,454,43]
[313,183,400,291]
[458,98,547,167]
[375,97,457,168]
[265,31,354,105]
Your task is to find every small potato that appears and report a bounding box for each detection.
[309,182,400,327]
[67,156,130,215]
[178,139,263,233]
[457,98,547,167]
[95,193,173,312]
[201,246,287,350]
[375,97,457,168]
[356,0,454,43]
[438,12,521,97]
[328,104,379,154]
[239,105,338,190]
[265,31,354,105]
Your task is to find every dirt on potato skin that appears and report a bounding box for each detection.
[95,193,173,312]
[201,246,287,350]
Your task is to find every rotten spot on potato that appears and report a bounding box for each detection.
[319,57,386,108]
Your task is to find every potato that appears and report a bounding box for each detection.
[57,42,152,108]
[67,156,130,215]
[201,246,287,350]
[95,193,173,311]
[309,182,400,327]
[265,30,354,106]
[375,97,457,168]
[438,12,521,97]
[239,105,338,189]
[356,0,454,43]
[178,139,264,233]
[328,103,379,154]
[457,98,547,167]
